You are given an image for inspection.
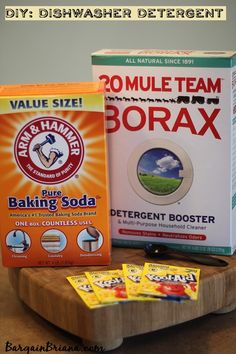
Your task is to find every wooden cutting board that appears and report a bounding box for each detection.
[8,248,236,351]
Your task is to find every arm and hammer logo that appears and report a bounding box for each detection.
[14,116,84,184]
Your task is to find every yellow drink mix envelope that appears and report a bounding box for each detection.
[122,263,156,301]
[139,263,200,301]
[67,275,103,309]
[0,82,111,267]
[85,269,128,303]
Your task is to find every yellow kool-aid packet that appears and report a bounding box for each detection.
[139,263,200,301]
[85,269,128,303]
[67,275,103,309]
[122,264,157,301]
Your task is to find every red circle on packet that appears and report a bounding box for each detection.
[157,283,187,296]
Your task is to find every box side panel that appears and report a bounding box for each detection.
[231,65,236,253]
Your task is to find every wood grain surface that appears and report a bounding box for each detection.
[8,247,236,350]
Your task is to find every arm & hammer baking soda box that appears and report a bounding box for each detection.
[0,82,111,267]
[92,49,236,255]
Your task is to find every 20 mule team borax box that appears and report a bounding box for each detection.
[92,49,236,255]
[0,82,111,267]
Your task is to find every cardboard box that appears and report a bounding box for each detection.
[0,82,111,266]
[92,49,236,255]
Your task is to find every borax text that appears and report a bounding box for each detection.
[101,74,222,139]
